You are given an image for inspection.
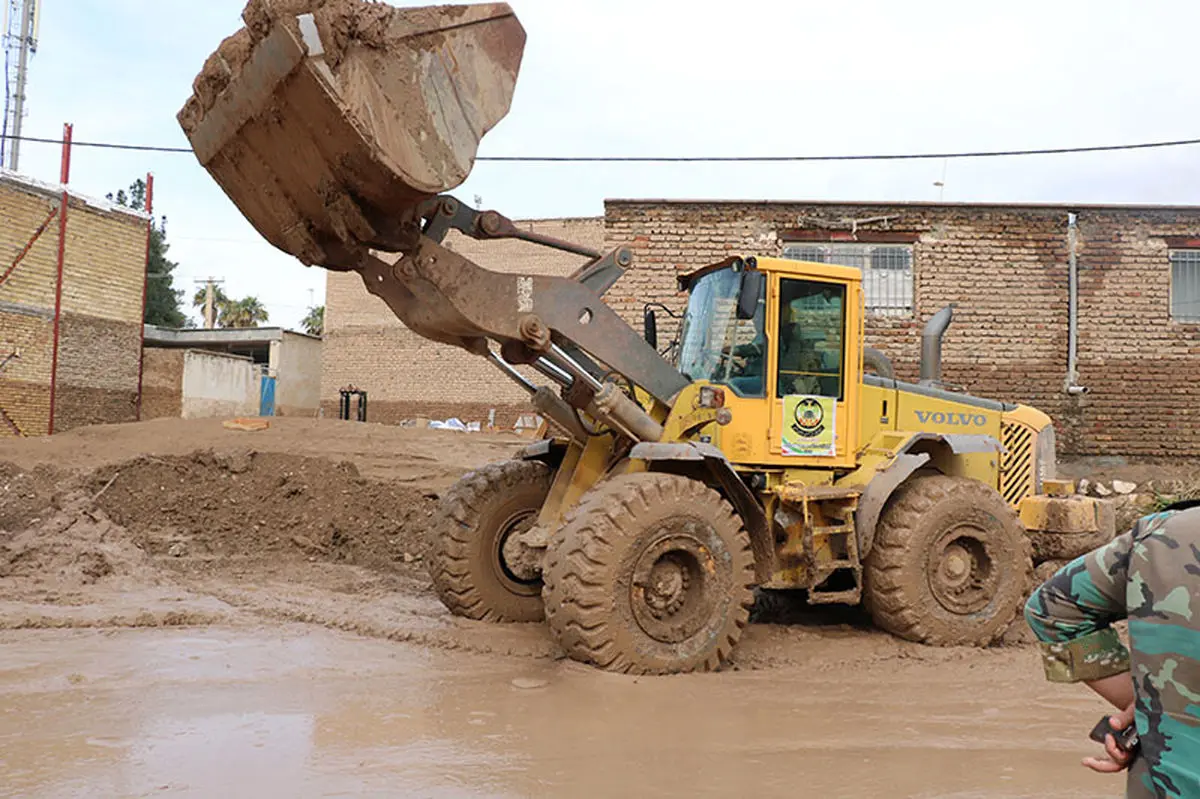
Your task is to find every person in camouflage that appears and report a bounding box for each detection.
[1024,504,1200,797]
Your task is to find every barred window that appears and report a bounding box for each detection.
[1169,250,1200,322]
[781,242,914,317]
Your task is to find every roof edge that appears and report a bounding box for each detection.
[603,197,1200,212]
[1,168,152,220]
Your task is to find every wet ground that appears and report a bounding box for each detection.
[0,420,1142,798]
[1,623,1125,799]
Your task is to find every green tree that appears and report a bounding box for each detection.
[301,305,324,336]
[108,178,186,328]
[220,296,269,328]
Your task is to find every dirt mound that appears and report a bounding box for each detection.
[91,449,438,570]
[0,461,61,532]
[0,489,153,588]
[0,417,522,489]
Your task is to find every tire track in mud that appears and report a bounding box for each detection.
[189,578,563,661]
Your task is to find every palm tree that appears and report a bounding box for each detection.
[192,284,231,311]
[220,297,270,328]
[301,305,324,336]
[192,284,231,327]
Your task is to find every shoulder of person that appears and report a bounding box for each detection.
[1131,505,1200,543]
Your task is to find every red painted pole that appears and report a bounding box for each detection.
[47,122,72,435]
[135,172,154,420]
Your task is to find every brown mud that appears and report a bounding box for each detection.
[0,418,1162,796]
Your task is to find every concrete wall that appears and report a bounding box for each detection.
[321,217,604,424]
[180,350,259,419]
[0,172,147,436]
[272,331,321,416]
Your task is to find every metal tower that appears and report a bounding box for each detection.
[1,0,40,172]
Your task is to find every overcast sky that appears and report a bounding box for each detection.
[11,0,1200,330]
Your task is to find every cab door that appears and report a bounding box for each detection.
[764,273,862,469]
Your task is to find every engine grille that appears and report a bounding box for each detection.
[1000,421,1034,506]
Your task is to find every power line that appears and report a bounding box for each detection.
[10,134,190,153]
[7,133,1200,162]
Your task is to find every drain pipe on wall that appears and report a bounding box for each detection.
[1065,212,1089,395]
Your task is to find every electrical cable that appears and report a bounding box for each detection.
[4,133,1200,162]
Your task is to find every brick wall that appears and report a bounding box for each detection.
[140,347,183,420]
[319,200,1200,455]
[322,217,604,424]
[604,200,1200,457]
[0,173,148,436]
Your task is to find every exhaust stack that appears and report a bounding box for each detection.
[919,305,953,386]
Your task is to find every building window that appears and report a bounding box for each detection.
[1169,250,1200,322]
[782,242,913,317]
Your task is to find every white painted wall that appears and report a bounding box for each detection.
[272,332,322,416]
[180,349,259,419]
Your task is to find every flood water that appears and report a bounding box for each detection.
[0,625,1123,798]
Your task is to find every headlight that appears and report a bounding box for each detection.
[1035,424,1057,494]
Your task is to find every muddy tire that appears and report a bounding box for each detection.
[541,473,755,674]
[862,475,1032,647]
[428,459,552,623]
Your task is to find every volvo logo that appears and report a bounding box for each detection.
[915,410,987,427]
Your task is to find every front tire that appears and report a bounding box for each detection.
[542,473,755,674]
[428,459,552,623]
[862,474,1032,646]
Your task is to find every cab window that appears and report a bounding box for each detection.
[776,279,846,399]
[676,268,767,398]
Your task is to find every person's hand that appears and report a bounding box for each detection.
[1083,703,1137,774]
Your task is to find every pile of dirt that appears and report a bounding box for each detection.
[0,489,154,589]
[0,461,60,532]
[0,417,522,489]
[91,449,439,570]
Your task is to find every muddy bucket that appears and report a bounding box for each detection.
[177,0,525,269]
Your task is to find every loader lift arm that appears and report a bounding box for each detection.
[359,194,688,443]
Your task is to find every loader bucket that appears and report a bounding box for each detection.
[177,0,525,269]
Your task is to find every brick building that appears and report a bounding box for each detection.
[321,217,604,424]
[323,200,1200,457]
[0,171,148,437]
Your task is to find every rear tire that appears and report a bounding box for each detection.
[542,473,755,674]
[428,459,552,623]
[862,475,1032,646]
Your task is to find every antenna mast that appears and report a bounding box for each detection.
[2,0,40,171]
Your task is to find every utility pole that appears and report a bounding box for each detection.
[2,0,40,171]
[194,277,224,329]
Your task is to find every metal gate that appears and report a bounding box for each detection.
[259,372,276,417]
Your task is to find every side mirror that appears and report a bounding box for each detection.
[643,307,658,349]
[736,269,765,320]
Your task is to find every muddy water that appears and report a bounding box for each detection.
[0,625,1125,799]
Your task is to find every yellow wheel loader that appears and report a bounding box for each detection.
[181,0,1110,674]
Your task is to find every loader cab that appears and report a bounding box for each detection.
[667,256,864,469]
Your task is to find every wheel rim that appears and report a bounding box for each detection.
[927,525,997,615]
[630,521,718,644]
[491,508,540,596]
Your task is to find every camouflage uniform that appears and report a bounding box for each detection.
[1024,506,1200,798]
